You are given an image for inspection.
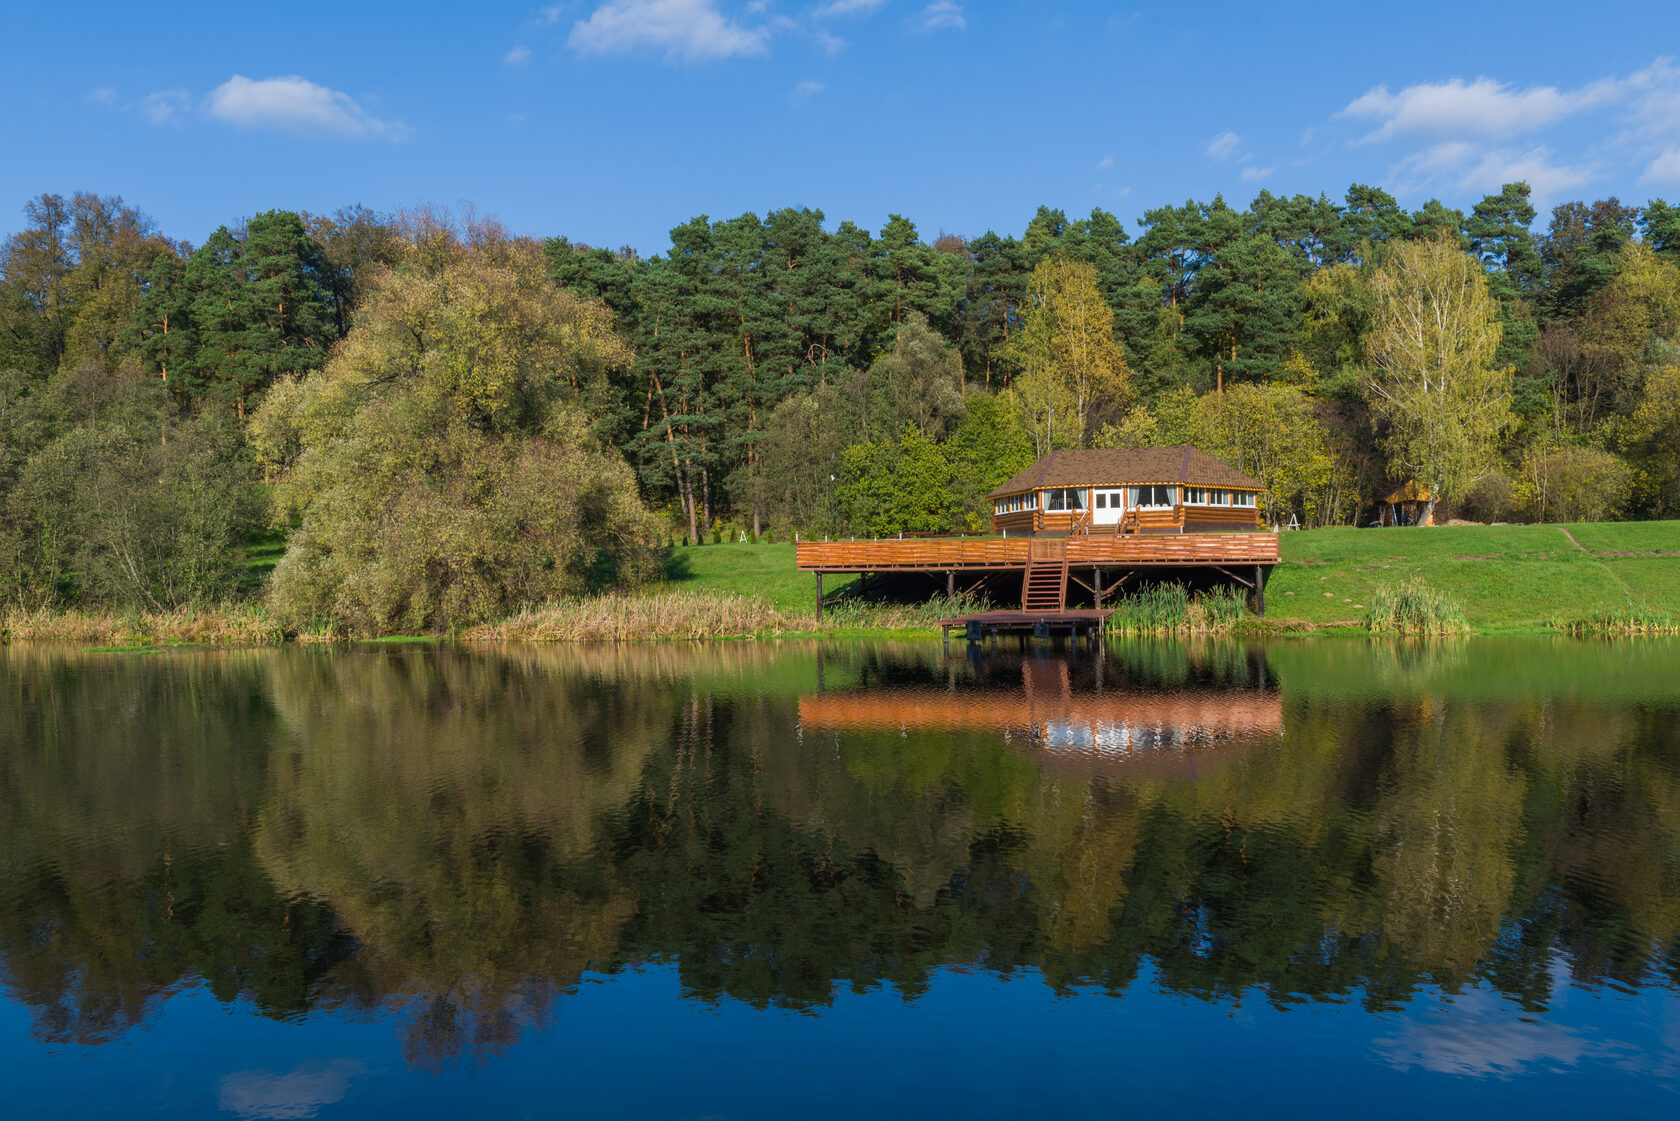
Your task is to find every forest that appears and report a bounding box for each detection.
[2,182,1679,630]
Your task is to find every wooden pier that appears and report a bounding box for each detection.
[796,531,1280,621]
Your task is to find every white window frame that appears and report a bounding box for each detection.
[1127,485,1178,509]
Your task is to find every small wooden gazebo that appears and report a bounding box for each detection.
[1375,480,1432,526]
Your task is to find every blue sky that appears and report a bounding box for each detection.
[4,1,1679,253]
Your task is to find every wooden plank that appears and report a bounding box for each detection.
[795,532,1279,571]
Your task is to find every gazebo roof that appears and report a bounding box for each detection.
[1378,480,1431,504]
[988,446,1264,499]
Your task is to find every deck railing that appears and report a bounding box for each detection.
[795,531,1279,571]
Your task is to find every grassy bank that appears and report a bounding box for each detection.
[1266,521,1680,633]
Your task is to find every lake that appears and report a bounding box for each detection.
[2,637,1677,1118]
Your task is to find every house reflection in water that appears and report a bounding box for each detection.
[798,651,1282,778]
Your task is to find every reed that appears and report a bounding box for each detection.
[463,590,793,641]
[1365,577,1468,636]
[1107,584,1248,635]
[0,604,285,646]
[818,591,988,631]
[1553,606,1680,636]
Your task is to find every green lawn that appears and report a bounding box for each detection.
[1268,522,1680,630]
[662,541,855,613]
[237,528,288,593]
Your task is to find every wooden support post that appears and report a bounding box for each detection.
[1093,567,1104,607]
[947,571,955,598]
[1255,565,1265,616]
[816,572,824,620]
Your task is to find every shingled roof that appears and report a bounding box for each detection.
[987,446,1264,499]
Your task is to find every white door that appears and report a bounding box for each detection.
[1092,489,1125,525]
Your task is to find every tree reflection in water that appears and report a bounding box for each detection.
[1,638,1677,1065]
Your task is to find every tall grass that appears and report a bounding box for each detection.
[818,591,989,631]
[1365,577,1468,636]
[0,605,285,646]
[466,589,992,641]
[463,591,791,641]
[1107,583,1249,635]
[1553,606,1679,636]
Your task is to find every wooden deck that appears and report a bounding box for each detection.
[795,532,1280,572]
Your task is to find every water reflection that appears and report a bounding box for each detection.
[800,647,1281,773]
[1,639,1678,1073]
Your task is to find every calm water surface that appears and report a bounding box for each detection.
[2,638,1678,1118]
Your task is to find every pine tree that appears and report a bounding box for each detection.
[1465,182,1542,370]
[127,251,196,389]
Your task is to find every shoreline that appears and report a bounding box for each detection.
[3,604,1672,650]
[8,522,1679,649]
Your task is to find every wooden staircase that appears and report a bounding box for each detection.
[1021,538,1069,612]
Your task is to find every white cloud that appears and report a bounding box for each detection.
[1461,146,1595,199]
[815,29,847,53]
[1204,130,1241,160]
[1377,989,1590,1078]
[568,1,769,61]
[1622,58,1680,141]
[219,1062,364,1120]
[918,2,965,31]
[86,86,117,105]
[1641,149,1680,183]
[1332,57,1680,206]
[205,75,408,139]
[1340,75,1619,143]
[1240,165,1275,183]
[794,78,824,97]
[140,89,191,125]
[816,0,887,14]
[1096,154,1113,169]
[540,3,568,22]
[1387,140,1593,209]
[505,45,533,65]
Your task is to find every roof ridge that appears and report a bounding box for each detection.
[1032,448,1059,491]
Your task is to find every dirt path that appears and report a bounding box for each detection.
[1558,527,1639,601]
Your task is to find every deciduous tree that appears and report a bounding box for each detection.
[1364,238,1513,523]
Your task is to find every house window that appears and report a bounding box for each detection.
[1041,487,1087,512]
[1127,485,1177,508]
[995,494,1032,515]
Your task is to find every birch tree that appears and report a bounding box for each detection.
[1004,253,1130,447]
[1365,237,1512,523]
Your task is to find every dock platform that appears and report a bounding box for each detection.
[936,609,1112,649]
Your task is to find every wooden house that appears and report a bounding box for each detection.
[988,446,1266,535]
